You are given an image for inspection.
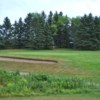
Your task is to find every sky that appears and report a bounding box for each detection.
[0,0,100,24]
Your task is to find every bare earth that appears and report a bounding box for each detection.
[0,56,57,64]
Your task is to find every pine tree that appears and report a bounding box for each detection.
[54,14,70,48]
[44,23,54,49]
[74,13,100,50]
[13,18,25,48]
[53,11,59,24]
[0,25,5,49]
[48,11,53,26]
[12,21,18,48]
[2,17,12,48]
[70,17,81,48]
[94,16,100,49]
[41,11,46,23]
[24,13,33,48]
[30,13,46,49]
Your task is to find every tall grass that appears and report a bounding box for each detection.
[0,70,99,97]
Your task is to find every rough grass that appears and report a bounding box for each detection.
[0,61,61,74]
[1,70,97,97]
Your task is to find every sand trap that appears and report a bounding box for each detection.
[0,56,57,64]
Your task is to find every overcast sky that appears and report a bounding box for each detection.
[0,0,100,24]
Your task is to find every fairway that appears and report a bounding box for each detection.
[0,49,100,81]
[0,49,100,80]
[0,49,100,99]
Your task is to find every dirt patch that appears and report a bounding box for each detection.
[0,56,57,64]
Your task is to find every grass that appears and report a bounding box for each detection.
[0,49,100,81]
[0,96,100,100]
[1,70,97,97]
[0,49,100,99]
[0,61,61,74]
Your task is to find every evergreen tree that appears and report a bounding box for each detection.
[59,11,63,16]
[30,13,45,49]
[53,11,59,24]
[0,25,5,49]
[70,17,81,48]
[13,18,25,48]
[48,11,53,26]
[24,13,33,48]
[54,14,70,48]
[41,11,46,23]
[2,17,12,48]
[0,12,100,50]
[12,21,18,48]
[74,13,100,50]
[63,20,70,48]
[44,23,54,49]
[94,16,100,49]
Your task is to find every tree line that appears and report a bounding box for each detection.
[0,11,100,50]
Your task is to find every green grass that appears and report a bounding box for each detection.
[0,49,100,81]
[2,70,98,97]
[0,95,100,100]
[0,49,100,99]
